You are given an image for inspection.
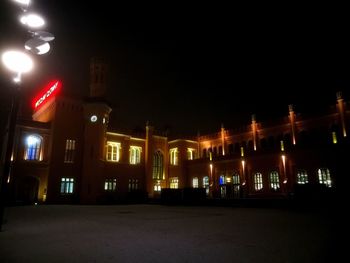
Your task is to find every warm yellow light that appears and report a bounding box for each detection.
[332,132,337,144]
[241,160,245,169]
[240,147,244,157]
[281,155,286,167]
[226,177,231,183]
[280,140,284,151]
[209,151,212,161]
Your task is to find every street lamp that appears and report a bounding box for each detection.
[0,51,33,231]
[0,0,54,231]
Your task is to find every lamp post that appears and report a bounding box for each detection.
[0,51,33,231]
[0,0,54,231]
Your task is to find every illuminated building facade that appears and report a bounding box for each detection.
[3,59,349,204]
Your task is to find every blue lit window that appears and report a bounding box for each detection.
[219,175,225,185]
[24,135,42,161]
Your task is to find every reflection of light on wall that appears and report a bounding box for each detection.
[280,140,284,151]
[332,132,337,144]
[281,154,287,183]
[241,160,246,185]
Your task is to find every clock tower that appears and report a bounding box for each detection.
[81,57,111,203]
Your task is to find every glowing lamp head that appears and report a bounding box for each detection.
[2,50,33,74]
[26,42,50,55]
[13,0,30,5]
[20,13,45,28]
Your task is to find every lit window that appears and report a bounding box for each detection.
[203,176,209,195]
[60,178,74,194]
[254,173,263,191]
[153,151,164,179]
[130,146,142,164]
[64,139,75,163]
[318,168,332,187]
[170,177,179,189]
[187,148,195,160]
[104,178,116,191]
[192,177,199,188]
[106,141,121,162]
[233,173,240,184]
[128,179,139,191]
[269,171,280,190]
[24,135,42,161]
[219,175,225,185]
[169,148,178,165]
[154,181,161,192]
[297,170,308,184]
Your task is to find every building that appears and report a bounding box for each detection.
[2,58,349,204]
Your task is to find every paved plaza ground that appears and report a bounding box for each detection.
[0,204,338,262]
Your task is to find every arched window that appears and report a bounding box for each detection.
[228,144,234,154]
[269,171,280,190]
[24,135,42,161]
[130,146,142,164]
[232,173,240,185]
[297,170,308,184]
[218,146,223,155]
[169,148,178,165]
[213,147,217,156]
[106,141,121,162]
[234,143,240,153]
[203,176,209,195]
[260,138,267,150]
[318,168,332,187]
[254,173,263,191]
[152,151,164,179]
[219,175,225,185]
[192,177,199,188]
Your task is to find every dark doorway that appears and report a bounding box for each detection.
[17,176,39,204]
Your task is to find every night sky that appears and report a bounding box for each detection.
[1,1,350,136]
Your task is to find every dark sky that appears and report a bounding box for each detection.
[1,1,350,136]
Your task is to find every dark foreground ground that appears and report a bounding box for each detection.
[0,204,339,263]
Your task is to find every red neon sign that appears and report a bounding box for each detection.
[32,80,61,109]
